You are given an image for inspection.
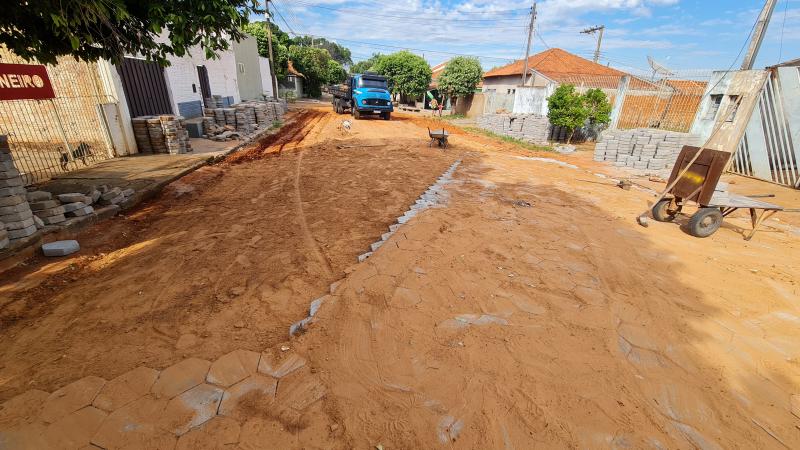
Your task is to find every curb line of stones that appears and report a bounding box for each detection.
[289,159,462,337]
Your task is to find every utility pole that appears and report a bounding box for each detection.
[520,2,537,87]
[741,0,778,70]
[581,25,605,63]
[265,0,279,99]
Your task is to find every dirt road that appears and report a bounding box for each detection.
[1,105,799,449]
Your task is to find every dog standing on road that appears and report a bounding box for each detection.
[60,142,94,170]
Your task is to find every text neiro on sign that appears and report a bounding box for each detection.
[0,63,56,101]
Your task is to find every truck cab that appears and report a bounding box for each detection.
[332,73,393,120]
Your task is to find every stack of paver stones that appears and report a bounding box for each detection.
[477,114,550,145]
[0,136,35,248]
[202,100,287,139]
[131,116,192,154]
[593,129,702,176]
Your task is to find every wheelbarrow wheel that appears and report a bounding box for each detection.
[652,199,680,222]
[688,207,723,238]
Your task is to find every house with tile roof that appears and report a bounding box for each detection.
[482,48,646,95]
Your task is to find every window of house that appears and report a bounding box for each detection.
[726,95,740,122]
[238,63,245,74]
[705,95,723,120]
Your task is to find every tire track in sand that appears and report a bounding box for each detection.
[290,110,336,277]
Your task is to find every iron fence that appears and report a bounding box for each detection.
[0,48,117,185]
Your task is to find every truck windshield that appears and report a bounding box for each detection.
[359,78,387,89]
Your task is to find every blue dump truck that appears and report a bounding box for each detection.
[330,73,393,120]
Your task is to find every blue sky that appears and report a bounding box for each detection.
[258,0,799,77]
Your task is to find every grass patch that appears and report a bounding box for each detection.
[464,127,552,152]
[440,113,467,121]
[271,120,283,129]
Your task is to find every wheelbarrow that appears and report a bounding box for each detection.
[648,146,796,240]
[428,127,449,149]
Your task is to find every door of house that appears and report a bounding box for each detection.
[197,66,212,105]
[117,57,173,118]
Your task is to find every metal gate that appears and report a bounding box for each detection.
[117,57,173,118]
[0,49,116,185]
[732,72,799,188]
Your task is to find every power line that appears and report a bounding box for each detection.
[778,0,789,63]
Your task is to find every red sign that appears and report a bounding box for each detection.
[0,63,55,100]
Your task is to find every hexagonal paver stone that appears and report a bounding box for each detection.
[40,376,106,423]
[90,395,173,449]
[257,353,306,379]
[206,350,260,388]
[150,358,211,399]
[0,389,49,427]
[175,416,241,450]
[93,366,160,412]
[43,406,107,448]
[218,374,278,421]
[276,373,326,413]
[162,383,224,436]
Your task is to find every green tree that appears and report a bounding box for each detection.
[292,36,352,65]
[350,54,383,74]
[243,21,290,79]
[437,57,483,98]
[583,88,612,125]
[326,60,347,85]
[2,0,262,66]
[372,51,431,101]
[547,84,589,143]
[288,45,332,98]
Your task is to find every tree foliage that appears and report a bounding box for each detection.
[292,36,352,65]
[547,85,613,143]
[372,51,431,99]
[2,0,262,66]
[288,45,333,98]
[350,54,383,74]
[326,59,348,84]
[583,88,612,125]
[437,57,483,98]
[547,85,589,143]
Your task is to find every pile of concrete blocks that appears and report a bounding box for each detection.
[593,128,701,176]
[131,118,153,153]
[234,105,256,135]
[162,116,192,154]
[205,95,225,109]
[57,192,96,217]
[201,100,286,140]
[96,185,135,206]
[0,137,36,246]
[132,115,192,154]
[476,114,550,145]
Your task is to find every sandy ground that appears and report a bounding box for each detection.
[1,105,799,448]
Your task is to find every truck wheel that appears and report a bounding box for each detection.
[687,207,723,238]
[333,101,339,114]
[353,109,361,120]
[382,112,391,121]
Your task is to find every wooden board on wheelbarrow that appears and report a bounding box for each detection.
[667,146,731,205]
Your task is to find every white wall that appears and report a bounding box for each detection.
[205,49,240,105]
[96,60,137,155]
[259,57,274,98]
[163,56,203,114]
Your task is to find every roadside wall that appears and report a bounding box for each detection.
[233,35,263,101]
[476,114,550,145]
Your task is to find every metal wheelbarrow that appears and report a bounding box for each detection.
[649,146,796,240]
[428,127,449,149]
